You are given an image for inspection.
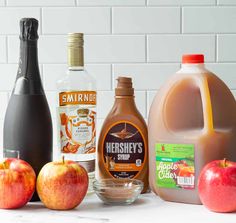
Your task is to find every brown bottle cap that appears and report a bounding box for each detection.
[115,76,134,96]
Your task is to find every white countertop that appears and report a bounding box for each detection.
[0,192,235,223]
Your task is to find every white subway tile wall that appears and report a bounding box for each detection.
[77,0,146,6]
[217,35,236,62]
[0,37,7,63]
[7,0,75,6]
[42,8,111,34]
[0,1,235,153]
[43,64,112,91]
[0,8,40,34]
[112,7,180,34]
[218,0,236,5]
[183,7,236,33]
[113,64,180,90]
[147,0,216,5]
[148,35,216,62]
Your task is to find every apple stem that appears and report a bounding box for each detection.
[62,155,65,164]
[223,158,227,168]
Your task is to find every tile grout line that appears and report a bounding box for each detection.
[111,64,114,90]
[180,6,182,34]
[0,4,229,7]
[215,34,218,62]
[146,35,149,63]
[146,91,149,118]
[0,5,152,7]
[5,36,8,63]
[145,35,147,63]
[145,90,148,119]
[110,7,113,34]
[6,61,236,65]
[3,62,236,65]
[40,7,43,34]
[2,34,228,36]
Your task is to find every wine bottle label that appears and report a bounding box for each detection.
[58,91,96,173]
[102,121,147,179]
[155,143,195,189]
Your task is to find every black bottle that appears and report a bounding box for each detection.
[3,18,52,201]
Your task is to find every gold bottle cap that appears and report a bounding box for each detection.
[68,33,84,67]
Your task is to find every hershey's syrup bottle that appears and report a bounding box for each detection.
[3,18,52,201]
[98,77,149,193]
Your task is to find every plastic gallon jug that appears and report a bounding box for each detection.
[148,54,236,204]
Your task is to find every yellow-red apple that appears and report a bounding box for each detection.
[36,157,88,210]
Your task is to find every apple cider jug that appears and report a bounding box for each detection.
[148,54,236,204]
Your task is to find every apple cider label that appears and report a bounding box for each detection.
[102,121,147,179]
[156,143,195,189]
[58,91,96,173]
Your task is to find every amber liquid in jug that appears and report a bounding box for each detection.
[98,77,148,192]
[148,54,236,204]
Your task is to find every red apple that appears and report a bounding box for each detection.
[36,157,88,210]
[198,159,236,213]
[0,158,36,209]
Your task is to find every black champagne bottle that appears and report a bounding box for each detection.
[3,18,52,201]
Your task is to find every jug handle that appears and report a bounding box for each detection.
[199,77,214,133]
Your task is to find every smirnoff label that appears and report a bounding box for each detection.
[59,91,96,106]
[58,91,96,173]
[102,121,147,179]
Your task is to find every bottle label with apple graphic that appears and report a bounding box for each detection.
[156,143,195,189]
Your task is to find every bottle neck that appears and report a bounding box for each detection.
[113,95,137,113]
[178,63,208,74]
[68,65,84,71]
[14,40,43,95]
[17,40,40,80]
[181,63,205,68]
[68,45,84,68]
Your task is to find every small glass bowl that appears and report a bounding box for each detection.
[93,179,143,205]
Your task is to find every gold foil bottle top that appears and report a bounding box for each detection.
[115,76,134,96]
[68,33,84,67]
